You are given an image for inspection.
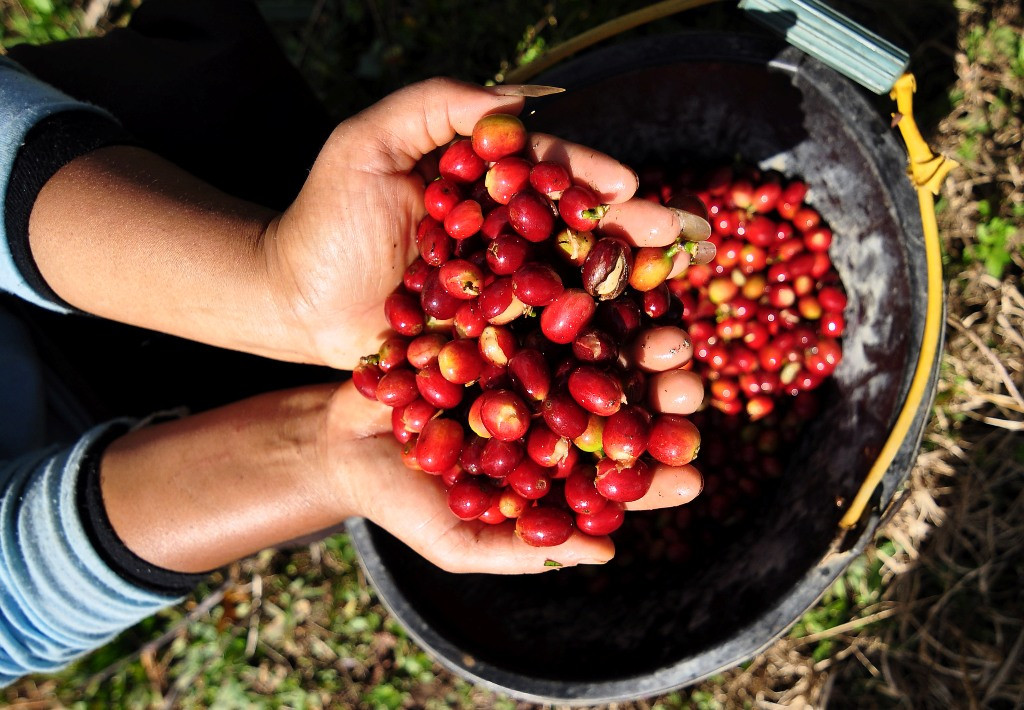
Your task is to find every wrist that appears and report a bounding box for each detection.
[100,384,345,572]
[28,146,311,362]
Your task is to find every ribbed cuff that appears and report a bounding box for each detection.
[75,422,211,597]
[4,111,133,313]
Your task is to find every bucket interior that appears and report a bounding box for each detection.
[352,33,927,699]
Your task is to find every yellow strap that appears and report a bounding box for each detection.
[838,74,955,529]
[503,0,722,85]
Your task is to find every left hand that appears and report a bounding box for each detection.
[262,77,705,370]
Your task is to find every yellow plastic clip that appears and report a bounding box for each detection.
[838,74,956,530]
[890,75,957,194]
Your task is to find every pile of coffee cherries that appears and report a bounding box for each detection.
[353,114,705,547]
[588,161,850,573]
[639,163,846,420]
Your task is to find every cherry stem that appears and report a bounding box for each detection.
[665,236,687,259]
[582,205,609,220]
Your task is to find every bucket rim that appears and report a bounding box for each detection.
[349,29,939,705]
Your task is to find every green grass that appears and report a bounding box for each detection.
[964,200,1024,279]
[0,0,83,48]
[790,540,897,664]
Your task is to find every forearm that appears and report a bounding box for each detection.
[28,145,308,362]
[100,383,351,573]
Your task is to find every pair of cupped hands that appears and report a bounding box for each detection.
[95,79,710,575]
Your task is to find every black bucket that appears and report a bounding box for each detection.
[348,32,942,704]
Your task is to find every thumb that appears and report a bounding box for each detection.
[332,77,526,174]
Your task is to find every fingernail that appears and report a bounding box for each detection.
[685,240,717,265]
[669,206,712,242]
[489,84,566,97]
[577,557,609,565]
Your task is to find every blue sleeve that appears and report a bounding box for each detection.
[0,423,185,687]
[0,56,115,313]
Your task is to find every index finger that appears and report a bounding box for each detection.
[526,133,638,204]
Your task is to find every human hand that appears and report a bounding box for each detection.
[262,77,711,371]
[324,351,704,575]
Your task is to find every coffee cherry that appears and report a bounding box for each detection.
[530,161,572,199]
[406,333,448,368]
[485,156,532,204]
[444,200,484,241]
[597,297,643,340]
[507,459,552,500]
[820,310,846,337]
[453,300,487,338]
[576,501,625,536]
[376,367,420,408]
[424,178,462,220]
[554,227,595,266]
[642,283,671,319]
[541,390,590,440]
[647,414,701,466]
[564,464,608,515]
[595,458,654,503]
[420,270,462,320]
[572,327,618,363]
[512,262,565,307]
[477,501,507,525]
[478,324,518,366]
[481,204,513,240]
[508,190,556,242]
[447,478,493,520]
[479,389,531,441]
[437,338,484,384]
[401,398,439,434]
[602,405,651,465]
[540,288,596,344]
[486,233,531,275]
[416,362,464,409]
[480,437,525,479]
[471,113,527,162]
[391,407,415,444]
[573,413,605,453]
[507,348,552,402]
[559,184,608,231]
[515,506,574,547]
[568,366,623,417]
[353,360,384,400]
[403,257,432,292]
[438,258,483,299]
[439,139,485,183]
[630,245,676,291]
[416,417,464,473]
[526,424,571,468]
[385,290,425,336]
[479,277,527,325]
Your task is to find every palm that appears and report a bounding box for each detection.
[271,168,426,369]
